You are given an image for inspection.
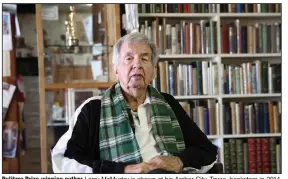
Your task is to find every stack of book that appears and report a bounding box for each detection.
[139,20,218,55]
[138,4,218,13]
[224,138,281,173]
[221,21,281,54]
[180,100,219,135]
[155,61,219,96]
[220,4,281,13]
[223,101,281,134]
[222,61,281,94]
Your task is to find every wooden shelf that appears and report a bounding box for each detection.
[219,13,281,18]
[220,53,281,58]
[159,54,217,59]
[139,13,281,18]
[221,93,281,98]
[174,93,281,100]
[175,95,218,100]
[139,13,216,18]
[207,135,221,139]
[158,53,281,59]
[45,82,114,90]
[223,133,281,138]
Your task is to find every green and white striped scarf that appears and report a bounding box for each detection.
[99,82,185,163]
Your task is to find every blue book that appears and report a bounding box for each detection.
[236,4,244,13]
[254,103,260,133]
[263,103,269,133]
[204,108,209,135]
[169,64,175,96]
[204,4,209,12]
[241,26,247,53]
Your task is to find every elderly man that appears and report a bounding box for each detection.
[51,32,218,174]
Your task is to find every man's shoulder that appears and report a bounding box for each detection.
[160,92,178,104]
[77,96,102,113]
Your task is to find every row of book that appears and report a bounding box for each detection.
[180,100,219,135]
[222,62,281,94]
[220,4,281,13]
[223,101,281,135]
[153,61,219,96]
[140,19,282,55]
[224,138,281,173]
[222,21,281,54]
[137,4,281,14]
[140,20,218,55]
[138,4,217,13]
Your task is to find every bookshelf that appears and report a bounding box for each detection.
[2,12,21,174]
[137,3,281,173]
[34,4,121,173]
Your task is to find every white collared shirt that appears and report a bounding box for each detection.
[130,94,160,162]
[131,94,216,173]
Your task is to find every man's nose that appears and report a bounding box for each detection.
[132,56,143,69]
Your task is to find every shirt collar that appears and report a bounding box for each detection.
[143,92,151,105]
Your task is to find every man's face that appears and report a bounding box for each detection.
[115,42,155,90]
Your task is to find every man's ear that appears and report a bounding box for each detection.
[153,66,157,79]
[113,65,119,80]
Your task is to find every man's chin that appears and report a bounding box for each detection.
[130,82,145,89]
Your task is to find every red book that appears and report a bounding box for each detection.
[248,138,256,144]
[261,138,271,173]
[184,4,188,13]
[222,24,229,53]
[178,4,181,13]
[185,23,190,54]
[155,18,159,48]
[192,23,196,54]
[167,4,171,13]
[248,161,257,174]
[187,4,191,12]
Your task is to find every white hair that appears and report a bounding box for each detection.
[112,32,159,66]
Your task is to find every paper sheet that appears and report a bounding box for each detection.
[91,60,103,80]
[83,15,93,45]
[3,51,11,77]
[42,5,59,20]
[3,12,12,51]
[3,82,16,119]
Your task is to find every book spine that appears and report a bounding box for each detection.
[202,61,208,95]
[224,141,231,173]
[165,24,172,55]
[236,139,244,173]
[229,139,237,173]
[168,64,174,95]
[171,26,177,54]
[176,24,181,54]
[248,138,257,173]
[204,108,209,135]
[200,20,206,54]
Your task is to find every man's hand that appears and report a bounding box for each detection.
[124,162,158,173]
[148,155,183,173]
